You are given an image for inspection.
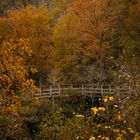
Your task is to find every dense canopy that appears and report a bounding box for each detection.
[0,0,139,139]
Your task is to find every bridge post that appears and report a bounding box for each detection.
[40,86,42,98]
[101,85,103,97]
[50,86,52,97]
[109,85,112,95]
[58,85,61,97]
[71,84,73,95]
[82,84,84,95]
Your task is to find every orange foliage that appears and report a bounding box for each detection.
[0,5,52,72]
[0,39,36,114]
[68,0,112,66]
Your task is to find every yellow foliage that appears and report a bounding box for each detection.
[113,129,120,133]
[91,107,98,115]
[98,107,106,111]
[128,128,135,134]
[104,126,111,129]
[101,137,110,140]
[89,136,96,140]
[103,98,108,103]
[96,124,101,128]
[91,106,106,115]
[109,96,114,101]
[103,96,114,103]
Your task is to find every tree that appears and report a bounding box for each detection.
[0,39,36,114]
[51,0,116,83]
[108,0,140,85]
[68,0,113,68]
[0,5,52,84]
[51,0,140,84]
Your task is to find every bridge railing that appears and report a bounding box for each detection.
[33,84,131,98]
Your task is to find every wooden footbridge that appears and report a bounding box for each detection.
[33,84,131,98]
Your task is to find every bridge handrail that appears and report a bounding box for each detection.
[33,84,131,98]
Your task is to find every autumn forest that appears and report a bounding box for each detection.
[0,0,140,140]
